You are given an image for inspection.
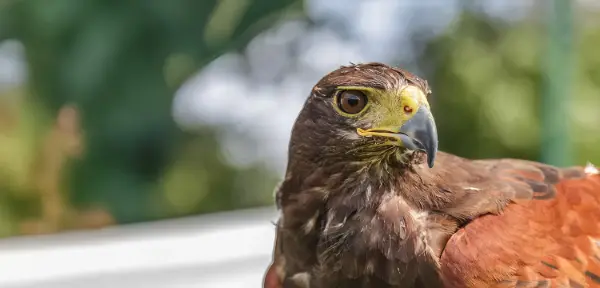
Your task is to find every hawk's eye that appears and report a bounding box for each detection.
[338,90,367,114]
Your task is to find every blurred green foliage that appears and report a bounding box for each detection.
[0,0,300,236]
[417,11,600,166]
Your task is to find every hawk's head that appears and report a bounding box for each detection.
[288,62,438,175]
[273,63,442,287]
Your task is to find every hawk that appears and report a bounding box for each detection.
[264,62,600,288]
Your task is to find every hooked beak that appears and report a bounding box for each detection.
[357,105,438,168]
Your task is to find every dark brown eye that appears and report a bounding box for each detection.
[337,90,367,114]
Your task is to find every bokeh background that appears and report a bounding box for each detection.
[0,0,598,286]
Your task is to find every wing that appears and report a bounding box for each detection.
[265,262,282,288]
[264,235,284,288]
[263,220,311,288]
[440,161,600,288]
[263,222,291,288]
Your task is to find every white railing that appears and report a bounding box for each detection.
[0,207,278,288]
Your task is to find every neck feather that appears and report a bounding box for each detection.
[278,157,447,286]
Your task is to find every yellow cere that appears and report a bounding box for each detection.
[334,84,429,128]
[400,85,430,109]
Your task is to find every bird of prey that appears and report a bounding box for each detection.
[263,62,600,288]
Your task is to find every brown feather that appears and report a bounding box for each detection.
[440,166,600,288]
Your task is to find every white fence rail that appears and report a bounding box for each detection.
[0,207,278,288]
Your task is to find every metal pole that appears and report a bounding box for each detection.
[541,0,573,167]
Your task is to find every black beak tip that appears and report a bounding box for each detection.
[425,140,437,168]
[413,134,437,169]
[427,153,435,168]
[398,105,438,169]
